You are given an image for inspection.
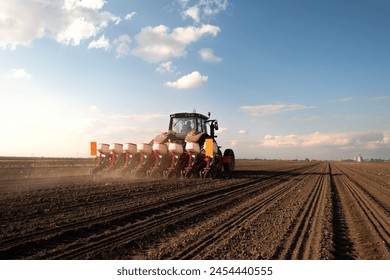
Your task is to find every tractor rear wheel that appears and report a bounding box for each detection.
[223,149,235,174]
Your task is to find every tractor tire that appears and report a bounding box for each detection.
[223,149,235,174]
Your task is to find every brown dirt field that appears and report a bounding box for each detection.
[0,158,389,260]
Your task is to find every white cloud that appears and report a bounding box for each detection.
[0,1,48,49]
[6,68,32,80]
[64,0,107,11]
[230,140,238,147]
[183,6,200,23]
[301,132,350,147]
[217,127,228,133]
[156,61,177,73]
[339,97,353,102]
[238,129,248,134]
[373,96,388,100]
[125,12,137,21]
[259,131,390,149]
[0,0,120,50]
[180,0,228,23]
[199,48,222,63]
[57,17,97,45]
[261,134,300,147]
[114,34,131,57]
[132,24,220,63]
[240,104,314,117]
[88,35,110,50]
[202,0,228,15]
[164,71,208,89]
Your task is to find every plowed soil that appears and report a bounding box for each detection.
[0,158,389,260]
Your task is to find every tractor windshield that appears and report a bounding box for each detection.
[171,117,195,133]
[170,116,208,134]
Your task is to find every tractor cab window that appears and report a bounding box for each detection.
[171,117,195,133]
[197,117,208,135]
[170,115,209,134]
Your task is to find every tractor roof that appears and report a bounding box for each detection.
[170,112,209,120]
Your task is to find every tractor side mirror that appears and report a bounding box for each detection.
[214,121,219,130]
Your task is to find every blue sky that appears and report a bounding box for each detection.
[1,0,389,160]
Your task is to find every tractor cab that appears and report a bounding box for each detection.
[169,112,219,140]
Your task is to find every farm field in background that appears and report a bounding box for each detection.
[0,158,389,260]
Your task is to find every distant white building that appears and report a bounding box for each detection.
[356,155,363,162]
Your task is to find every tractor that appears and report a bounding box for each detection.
[90,112,235,178]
